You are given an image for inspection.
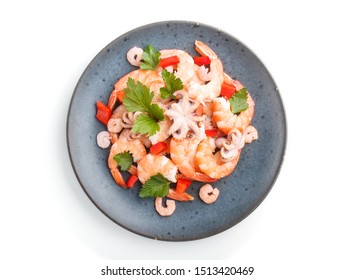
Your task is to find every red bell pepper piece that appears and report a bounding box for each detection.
[205,129,218,137]
[220,82,236,99]
[127,174,139,188]
[150,142,168,155]
[96,101,112,125]
[193,56,211,66]
[158,55,180,68]
[176,178,192,193]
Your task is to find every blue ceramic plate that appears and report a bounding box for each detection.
[67,21,286,241]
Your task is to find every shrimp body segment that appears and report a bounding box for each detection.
[137,154,178,184]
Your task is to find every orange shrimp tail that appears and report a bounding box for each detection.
[108,90,125,110]
[167,188,194,201]
[179,172,217,183]
[110,168,127,188]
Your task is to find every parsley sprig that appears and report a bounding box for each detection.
[139,173,170,198]
[229,88,249,114]
[123,78,164,136]
[160,69,183,99]
[113,152,133,171]
[140,44,161,70]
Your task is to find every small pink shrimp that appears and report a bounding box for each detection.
[199,184,219,204]
[155,197,176,216]
[126,46,143,66]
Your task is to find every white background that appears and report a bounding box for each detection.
[1,0,353,279]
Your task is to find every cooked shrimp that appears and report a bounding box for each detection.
[108,69,164,109]
[126,46,143,66]
[170,137,216,182]
[187,41,224,101]
[195,137,240,179]
[108,105,126,142]
[155,197,176,216]
[108,129,147,187]
[212,93,255,134]
[188,41,224,101]
[199,184,219,204]
[107,119,123,134]
[96,131,111,148]
[195,40,218,59]
[159,49,194,84]
[223,73,244,91]
[137,154,178,184]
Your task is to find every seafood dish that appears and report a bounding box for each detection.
[95,41,258,216]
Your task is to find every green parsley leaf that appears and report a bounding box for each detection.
[229,88,249,114]
[147,103,164,122]
[122,77,164,136]
[139,173,170,198]
[123,78,154,113]
[132,114,160,136]
[160,69,183,99]
[113,152,133,171]
[140,44,161,70]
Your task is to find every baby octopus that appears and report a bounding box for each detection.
[165,92,205,140]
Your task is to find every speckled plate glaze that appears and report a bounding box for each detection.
[67,21,286,241]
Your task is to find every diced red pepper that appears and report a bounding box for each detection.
[158,55,180,68]
[220,82,236,99]
[150,142,168,155]
[193,56,211,66]
[205,129,218,137]
[127,174,139,188]
[96,101,112,125]
[176,178,192,193]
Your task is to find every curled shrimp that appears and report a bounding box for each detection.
[188,41,224,101]
[126,46,143,66]
[170,137,216,183]
[199,184,220,204]
[195,137,240,179]
[108,129,147,187]
[137,154,178,184]
[155,197,176,216]
[96,131,111,149]
[212,93,255,134]
[159,49,194,84]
